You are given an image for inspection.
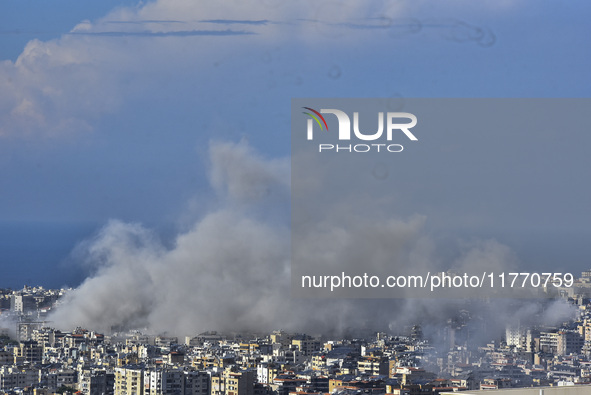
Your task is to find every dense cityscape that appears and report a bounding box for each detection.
[2,273,591,394]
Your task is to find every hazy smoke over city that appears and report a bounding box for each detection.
[48,141,577,342]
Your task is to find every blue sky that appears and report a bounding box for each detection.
[1,0,590,289]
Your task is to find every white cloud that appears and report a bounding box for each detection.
[1,36,123,137]
[0,0,411,138]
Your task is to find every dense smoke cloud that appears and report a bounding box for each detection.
[50,141,292,334]
[49,140,577,341]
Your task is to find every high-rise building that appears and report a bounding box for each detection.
[144,368,184,395]
[114,366,144,395]
[14,340,43,364]
[79,369,113,395]
[212,368,255,395]
[10,295,23,313]
[184,371,209,395]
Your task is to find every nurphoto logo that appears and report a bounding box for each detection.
[302,107,418,153]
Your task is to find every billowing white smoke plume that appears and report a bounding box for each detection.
[50,140,294,335]
[49,140,577,340]
[0,315,18,339]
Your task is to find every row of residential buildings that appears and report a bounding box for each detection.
[3,271,591,394]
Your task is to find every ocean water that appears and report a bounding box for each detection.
[1,220,589,291]
[0,221,98,289]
